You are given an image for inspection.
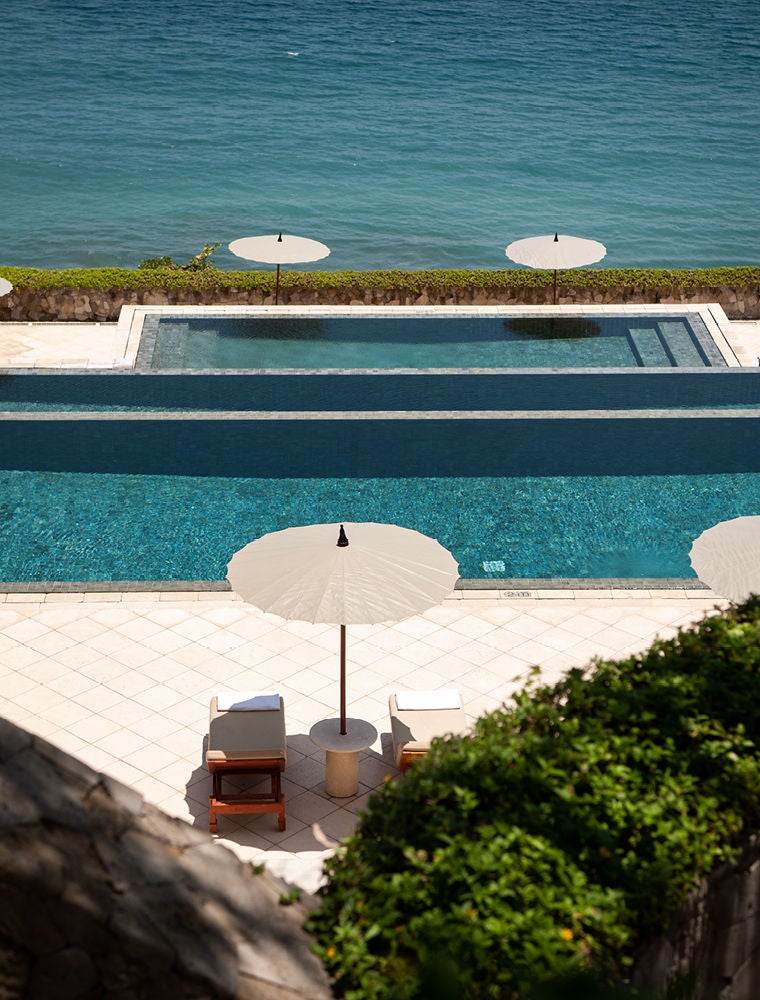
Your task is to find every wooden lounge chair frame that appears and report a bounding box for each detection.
[206,695,287,833]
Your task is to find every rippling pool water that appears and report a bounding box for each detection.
[2,470,760,583]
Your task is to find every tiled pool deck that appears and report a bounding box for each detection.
[0,304,755,892]
[0,587,727,892]
[0,303,758,369]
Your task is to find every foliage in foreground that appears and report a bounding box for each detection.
[307,598,760,999]
[0,264,757,294]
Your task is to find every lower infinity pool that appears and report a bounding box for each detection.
[3,469,760,583]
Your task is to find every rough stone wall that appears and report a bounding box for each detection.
[632,840,760,999]
[0,716,333,1000]
[0,281,757,321]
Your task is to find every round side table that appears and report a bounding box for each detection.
[309,718,378,797]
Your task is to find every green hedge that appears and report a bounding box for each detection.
[307,598,760,999]
[0,265,757,294]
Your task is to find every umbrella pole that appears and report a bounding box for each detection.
[552,269,558,305]
[275,264,281,305]
[340,625,347,735]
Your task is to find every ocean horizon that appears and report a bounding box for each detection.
[1,0,758,274]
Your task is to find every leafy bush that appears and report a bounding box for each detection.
[138,256,177,270]
[307,598,760,999]
[138,242,221,271]
[0,264,756,295]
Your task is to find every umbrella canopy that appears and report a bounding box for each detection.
[227,522,459,732]
[229,233,330,304]
[690,516,760,603]
[505,233,607,303]
[0,278,13,297]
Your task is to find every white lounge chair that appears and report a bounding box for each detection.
[206,692,287,832]
[389,689,467,772]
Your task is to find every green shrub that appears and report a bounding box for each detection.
[307,598,760,999]
[0,264,756,295]
[138,256,177,270]
[138,241,222,273]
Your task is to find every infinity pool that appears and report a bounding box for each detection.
[138,312,725,369]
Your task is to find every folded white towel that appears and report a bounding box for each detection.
[217,691,281,712]
[395,689,461,711]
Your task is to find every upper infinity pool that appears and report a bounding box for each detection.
[137,312,725,370]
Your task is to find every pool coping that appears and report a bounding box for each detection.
[119,301,741,372]
[0,578,716,602]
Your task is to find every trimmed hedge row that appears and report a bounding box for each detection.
[0,265,757,294]
[307,598,760,999]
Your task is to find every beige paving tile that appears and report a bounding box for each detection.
[101,759,149,788]
[56,618,110,641]
[99,726,149,760]
[123,742,179,775]
[46,728,90,757]
[2,646,47,671]
[126,713,185,742]
[16,658,73,684]
[70,744,120,773]
[87,606,142,626]
[82,630,137,656]
[286,790,341,825]
[51,644,106,669]
[113,617,166,641]
[13,683,68,715]
[43,700,93,729]
[72,684,125,713]
[138,657,188,683]
[3,619,51,642]
[66,714,122,744]
[130,684,188,712]
[103,670,157,698]
[143,607,195,627]
[446,616,499,639]
[45,671,99,698]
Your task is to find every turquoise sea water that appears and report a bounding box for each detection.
[1,0,758,272]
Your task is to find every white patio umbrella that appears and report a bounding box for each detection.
[228,232,330,304]
[506,233,607,304]
[227,522,459,733]
[0,278,13,297]
[690,516,760,603]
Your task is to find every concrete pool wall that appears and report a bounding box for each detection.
[2,410,760,478]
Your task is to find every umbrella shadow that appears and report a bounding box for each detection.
[504,316,602,340]
[185,731,397,838]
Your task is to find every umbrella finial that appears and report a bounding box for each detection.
[553,233,559,242]
[277,233,283,242]
[337,524,349,547]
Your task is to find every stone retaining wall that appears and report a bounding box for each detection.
[0,716,333,999]
[0,281,758,321]
[632,840,760,998]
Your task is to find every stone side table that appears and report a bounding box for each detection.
[309,718,378,797]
